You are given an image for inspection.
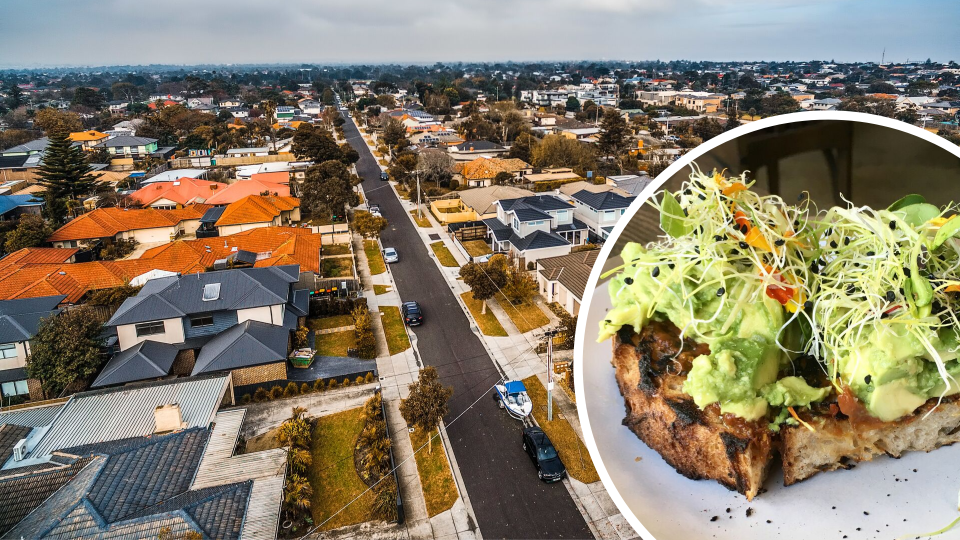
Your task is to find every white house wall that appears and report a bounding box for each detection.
[237,304,282,325]
[116,318,186,351]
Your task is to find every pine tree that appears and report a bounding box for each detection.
[35,131,100,224]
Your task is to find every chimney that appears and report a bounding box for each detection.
[154,403,186,433]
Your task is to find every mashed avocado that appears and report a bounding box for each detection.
[600,242,827,422]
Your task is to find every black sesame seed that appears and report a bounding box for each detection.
[775,239,785,246]
[899,287,905,295]
[865,374,872,384]
[698,193,706,201]
[797,192,807,202]
[847,285,855,295]
[710,516,719,522]
[889,220,896,230]
[683,208,688,216]
[624,277,634,285]
[714,235,724,241]
[804,300,813,310]
[695,181,705,189]
[886,290,896,302]
[825,228,832,236]
[717,287,726,296]
[651,267,660,278]
[694,247,700,254]
[668,263,675,269]
[894,248,900,256]
[684,188,692,195]
[903,267,911,277]
[830,240,838,249]
[739,241,748,249]
[730,249,739,256]
[844,237,850,246]
[866,251,875,257]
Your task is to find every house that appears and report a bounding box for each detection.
[0,295,64,401]
[605,174,652,197]
[106,99,129,113]
[47,205,210,248]
[536,250,600,316]
[409,130,464,148]
[0,137,48,157]
[447,140,508,161]
[0,153,44,184]
[68,131,110,151]
[558,127,600,142]
[455,157,532,188]
[0,375,286,540]
[674,92,724,113]
[275,106,298,120]
[457,185,534,218]
[807,97,842,111]
[204,177,290,205]
[94,135,159,159]
[139,168,209,186]
[226,147,270,158]
[298,99,323,115]
[568,189,636,241]
[97,265,308,388]
[127,178,226,209]
[0,194,43,221]
[203,195,300,236]
[523,167,582,186]
[483,194,588,263]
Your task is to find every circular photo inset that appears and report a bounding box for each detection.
[574,111,960,540]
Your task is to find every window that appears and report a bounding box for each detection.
[0,343,16,359]
[1,380,29,397]
[556,209,569,220]
[135,321,165,337]
[513,217,520,229]
[602,210,617,221]
[190,315,214,328]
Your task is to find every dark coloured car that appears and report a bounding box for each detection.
[522,427,566,482]
[380,171,389,181]
[401,301,423,326]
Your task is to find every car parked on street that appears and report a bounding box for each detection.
[383,247,399,263]
[369,204,382,218]
[401,301,423,326]
[521,427,566,483]
[380,171,389,181]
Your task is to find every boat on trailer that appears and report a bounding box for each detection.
[493,380,533,420]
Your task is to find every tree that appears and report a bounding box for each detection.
[352,210,388,238]
[598,108,630,158]
[507,132,537,163]
[691,117,724,141]
[382,118,406,149]
[530,134,597,175]
[418,151,455,187]
[760,91,801,116]
[71,86,104,109]
[300,160,357,220]
[86,284,142,307]
[492,171,514,186]
[4,214,52,252]
[291,124,343,162]
[34,109,83,134]
[459,257,505,314]
[26,307,106,398]
[501,258,538,305]
[352,305,377,359]
[565,95,581,112]
[399,366,453,454]
[724,114,742,132]
[35,131,101,224]
[5,83,23,110]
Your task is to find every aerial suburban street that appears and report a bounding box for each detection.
[340,107,594,539]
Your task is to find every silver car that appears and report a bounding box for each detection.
[383,247,399,263]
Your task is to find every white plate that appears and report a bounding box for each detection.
[579,283,960,540]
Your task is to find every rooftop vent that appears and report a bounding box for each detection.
[202,282,221,301]
[154,403,186,434]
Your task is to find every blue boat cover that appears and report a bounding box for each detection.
[504,380,526,394]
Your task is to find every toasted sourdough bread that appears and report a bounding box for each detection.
[781,394,960,485]
[612,322,775,500]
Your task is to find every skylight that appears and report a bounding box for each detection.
[202,283,221,301]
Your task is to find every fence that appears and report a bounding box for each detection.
[170,153,296,169]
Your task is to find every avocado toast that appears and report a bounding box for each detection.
[599,171,960,498]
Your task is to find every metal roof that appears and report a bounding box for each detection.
[29,374,229,458]
[0,401,65,428]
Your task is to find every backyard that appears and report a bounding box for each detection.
[430,242,459,267]
[307,314,354,332]
[310,407,377,530]
[322,257,354,278]
[315,330,356,357]
[496,293,550,333]
[322,244,352,256]
[409,427,459,517]
[364,240,386,275]
[379,306,410,355]
[460,292,507,336]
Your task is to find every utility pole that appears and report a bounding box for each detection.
[544,329,557,421]
[416,169,423,219]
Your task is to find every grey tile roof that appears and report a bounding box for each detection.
[0,367,27,384]
[570,189,636,210]
[91,341,180,388]
[108,265,300,326]
[93,136,158,148]
[28,374,229,458]
[554,218,589,233]
[513,207,552,222]
[0,424,31,465]
[509,230,570,252]
[0,455,94,536]
[0,137,48,155]
[451,140,504,152]
[0,295,64,344]
[482,218,512,242]
[192,320,288,376]
[499,194,572,212]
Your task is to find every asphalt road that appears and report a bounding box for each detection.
[339,108,593,540]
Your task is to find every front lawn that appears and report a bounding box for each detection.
[521,376,600,484]
[379,306,410,355]
[409,427,459,517]
[410,210,431,228]
[323,244,351,256]
[461,240,492,258]
[496,294,550,334]
[374,284,391,295]
[310,407,376,530]
[307,314,354,331]
[315,329,356,357]
[460,292,507,337]
[364,240,386,275]
[430,242,459,267]
[322,257,354,278]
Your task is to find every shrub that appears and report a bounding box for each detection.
[292,325,310,350]
[328,379,339,390]
[300,383,311,394]
[355,375,366,385]
[365,372,375,384]
[253,388,269,402]
[283,382,299,398]
[270,385,284,399]
[352,305,377,359]
[313,379,326,392]
[341,377,351,387]
[241,394,252,404]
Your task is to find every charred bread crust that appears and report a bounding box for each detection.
[612,323,774,500]
[782,394,960,485]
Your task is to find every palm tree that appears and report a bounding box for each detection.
[288,447,312,475]
[262,100,278,153]
[284,474,313,515]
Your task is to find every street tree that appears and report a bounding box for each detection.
[459,257,505,314]
[300,160,358,221]
[382,118,406,149]
[418,150,455,187]
[5,214,52,252]
[26,307,106,398]
[35,131,101,224]
[399,366,453,454]
[502,258,538,305]
[352,210,388,238]
[291,124,343,163]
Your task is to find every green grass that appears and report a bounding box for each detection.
[374,284,391,295]
[323,244,351,256]
[410,210,431,228]
[522,376,600,484]
[307,314,354,331]
[310,407,376,530]
[496,293,550,334]
[364,240,386,275]
[315,329,356,357]
[379,306,410,355]
[460,292,507,337]
[409,427,459,517]
[430,242,459,267]
[461,240,492,257]
[322,257,354,278]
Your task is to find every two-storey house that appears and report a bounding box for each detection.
[94,265,309,389]
[0,295,64,401]
[568,189,636,241]
[482,195,588,263]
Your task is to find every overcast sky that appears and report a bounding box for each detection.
[1,0,958,68]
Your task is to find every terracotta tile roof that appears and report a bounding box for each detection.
[127,178,225,207]
[47,205,212,242]
[204,179,289,205]
[457,157,530,181]
[68,131,108,142]
[215,196,298,227]
[0,247,78,268]
[249,172,290,185]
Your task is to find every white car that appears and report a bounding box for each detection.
[369,204,382,218]
[383,247,399,263]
